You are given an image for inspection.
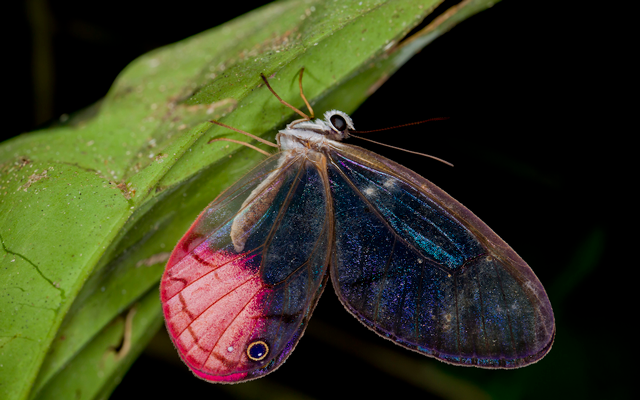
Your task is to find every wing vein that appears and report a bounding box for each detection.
[345,162,468,256]
[204,283,264,368]
[492,262,517,360]
[477,267,489,357]
[328,156,452,275]
[194,156,294,253]
[258,158,306,276]
[165,249,263,303]
[454,274,461,360]
[177,271,259,338]
[414,255,425,344]
[373,235,396,325]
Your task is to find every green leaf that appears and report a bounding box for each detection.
[0,1,500,399]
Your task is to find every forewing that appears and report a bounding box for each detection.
[161,152,332,382]
[328,143,555,368]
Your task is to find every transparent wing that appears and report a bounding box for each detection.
[328,143,555,368]
[160,152,332,382]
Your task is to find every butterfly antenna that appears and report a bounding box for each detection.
[352,117,450,134]
[349,116,453,166]
[260,73,310,121]
[348,134,454,167]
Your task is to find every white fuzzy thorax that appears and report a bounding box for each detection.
[276,110,354,151]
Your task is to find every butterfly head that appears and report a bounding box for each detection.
[323,110,354,140]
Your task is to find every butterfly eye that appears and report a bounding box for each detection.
[330,114,348,132]
[246,340,269,361]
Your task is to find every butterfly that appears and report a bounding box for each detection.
[160,70,555,383]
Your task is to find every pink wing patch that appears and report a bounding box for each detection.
[161,245,271,382]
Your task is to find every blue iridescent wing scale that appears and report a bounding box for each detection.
[327,142,555,368]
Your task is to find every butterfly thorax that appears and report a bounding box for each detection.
[276,109,353,152]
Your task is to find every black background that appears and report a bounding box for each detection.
[4,1,626,399]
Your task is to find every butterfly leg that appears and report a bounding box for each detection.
[297,67,315,119]
[260,73,311,122]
